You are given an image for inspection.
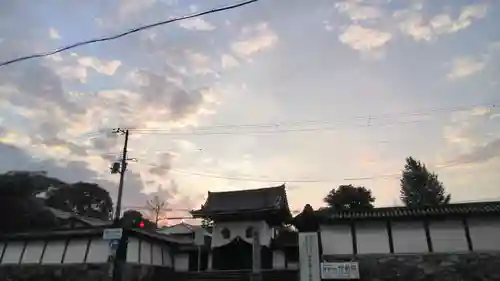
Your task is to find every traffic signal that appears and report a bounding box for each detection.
[132,219,146,229]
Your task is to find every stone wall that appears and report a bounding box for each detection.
[0,264,109,281]
[0,264,175,281]
[324,253,500,281]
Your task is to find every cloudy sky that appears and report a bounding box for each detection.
[1,0,500,223]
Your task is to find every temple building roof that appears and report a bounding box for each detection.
[191,185,291,222]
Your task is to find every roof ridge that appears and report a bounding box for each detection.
[207,184,286,194]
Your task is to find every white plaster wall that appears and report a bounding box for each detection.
[126,237,140,263]
[272,250,285,269]
[392,221,428,253]
[152,244,163,266]
[468,217,500,251]
[320,224,353,255]
[64,239,88,264]
[174,253,189,271]
[355,221,390,254]
[22,241,45,264]
[41,240,66,264]
[212,221,272,247]
[140,241,152,265]
[87,238,109,263]
[429,219,468,252]
[2,242,24,264]
[1,236,174,266]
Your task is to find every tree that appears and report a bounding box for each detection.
[45,182,113,221]
[201,218,213,229]
[0,172,58,233]
[120,210,156,231]
[400,157,451,207]
[146,196,167,227]
[323,184,375,210]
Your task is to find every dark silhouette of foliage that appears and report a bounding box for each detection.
[323,184,375,210]
[201,218,213,229]
[120,210,156,231]
[45,182,113,221]
[0,170,114,233]
[0,172,58,233]
[400,157,451,207]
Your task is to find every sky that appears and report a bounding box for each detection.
[1,0,500,223]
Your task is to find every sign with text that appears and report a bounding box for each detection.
[321,262,360,280]
[299,232,321,281]
[102,228,123,240]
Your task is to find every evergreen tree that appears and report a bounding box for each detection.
[400,157,451,207]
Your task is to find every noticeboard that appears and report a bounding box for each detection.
[321,262,360,280]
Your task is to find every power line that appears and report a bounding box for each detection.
[128,102,498,136]
[0,0,259,67]
[131,102,497,131]
[81,102,497,139]
[132,161,473,184]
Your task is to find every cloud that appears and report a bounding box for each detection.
[335,1,383,21]
[231,23,278,57]
[338,25,392,53]
[449,138,500,166]
[178,18,216,31]
[441,106,499,165]
[221,54,239,69]
[49,28,61,40]
[77,56,122,76]
[447,57,485,79]
[148,152,176,176]
[396,3,489,42]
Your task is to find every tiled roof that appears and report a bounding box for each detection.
[191,185,290,216]
[316,201,500,220]
[47,207,111,227]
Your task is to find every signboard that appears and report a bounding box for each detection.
[102,228,123,240]
[321,262,360,280]
[298,232,321,281]
[109,239,120,250]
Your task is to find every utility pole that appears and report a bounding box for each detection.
[111,128,130,223]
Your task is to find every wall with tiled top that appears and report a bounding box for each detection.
[320,216,500,255]
[0,236,173,267]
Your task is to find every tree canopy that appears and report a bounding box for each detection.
[400,157,451,207]
[0,171,114,233]
[0,172,58,233]
[45,182,113,221]
[323,184,375,210]
[120,210,156,231]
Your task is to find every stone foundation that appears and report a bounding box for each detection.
[324,253,500,281]
[0,264,109,281]
[0,264,174,281]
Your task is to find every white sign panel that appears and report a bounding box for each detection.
[321,262,360,280]
[102,228,123,240]
[299,232,321,281]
